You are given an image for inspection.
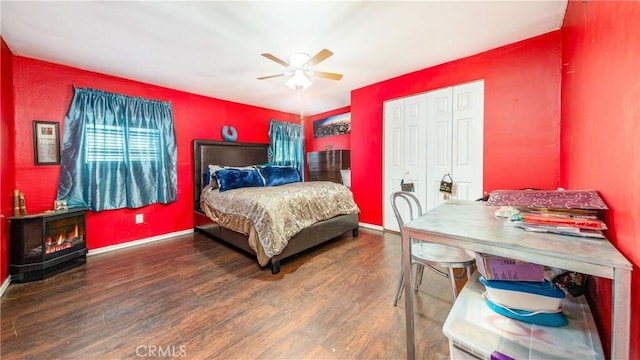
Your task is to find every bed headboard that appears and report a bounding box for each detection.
[193,140,269,210]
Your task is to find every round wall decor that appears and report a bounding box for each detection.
[222,125,238,142]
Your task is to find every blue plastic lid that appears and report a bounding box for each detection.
[483,295,568,327]
[479,275,565,299]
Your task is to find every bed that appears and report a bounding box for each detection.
[193,139,360,274]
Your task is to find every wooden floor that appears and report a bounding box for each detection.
[1,228,455,359]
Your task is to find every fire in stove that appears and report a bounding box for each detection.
[44,224,84,254]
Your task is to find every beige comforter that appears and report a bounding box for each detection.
[200,181,360,266]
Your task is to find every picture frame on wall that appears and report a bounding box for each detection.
[313,112,351,138]
[33,120,60,165]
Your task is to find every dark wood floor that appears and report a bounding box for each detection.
[1,228,455,359]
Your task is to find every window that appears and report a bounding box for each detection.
[57,87,177,211]
[85,124,160,163]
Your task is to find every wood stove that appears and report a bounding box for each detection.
[9,208,87,282]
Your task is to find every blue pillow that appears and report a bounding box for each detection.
[204,166,212,186]
[259,166,301,186]
[215,168,265,192]
[204,165,218,188]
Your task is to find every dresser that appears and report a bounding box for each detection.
[307,150,350,184]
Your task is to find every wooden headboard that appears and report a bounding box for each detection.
[193,140,269,210]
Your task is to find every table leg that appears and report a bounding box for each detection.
[611,268,631,360]
[402,228,415,360]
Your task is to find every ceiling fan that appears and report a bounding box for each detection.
[257,48,343,90]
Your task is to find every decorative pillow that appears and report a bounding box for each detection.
[214,167,265,192]
[205,165,223,189]
[204,166,212,186]
[258,165,301,187]
[206,165,257,189]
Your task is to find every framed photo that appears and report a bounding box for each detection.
[313,112,351,138]
[53,199,68,211]
[33,121,60,165]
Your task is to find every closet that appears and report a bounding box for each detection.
[383,80,484,231]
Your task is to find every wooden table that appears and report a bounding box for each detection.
[401,200,632,360]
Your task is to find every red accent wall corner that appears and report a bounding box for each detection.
[1,37,16,284]
[350,31,562,226]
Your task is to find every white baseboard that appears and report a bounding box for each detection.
[358,222,384,232]
[0,276,11,298]
[88,229,193,256]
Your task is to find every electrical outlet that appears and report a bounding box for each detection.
[135,214,144,224]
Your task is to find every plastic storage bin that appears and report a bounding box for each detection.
[475,253,544,281]
[443,272,604,360]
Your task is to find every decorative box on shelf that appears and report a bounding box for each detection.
[475,253,545,282]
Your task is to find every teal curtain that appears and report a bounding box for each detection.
[268,119,305,179]
[57,87,177,211]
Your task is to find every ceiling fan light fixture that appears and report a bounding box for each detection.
[259,49,341,91]
[286,69,312,90]
[288,52,311,68]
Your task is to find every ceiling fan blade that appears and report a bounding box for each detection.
[304,49,333,67]
[261,53,289,67]
[257,73,285,80]
[314,71,343,81]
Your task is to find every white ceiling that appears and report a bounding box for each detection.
[0,1,567,116]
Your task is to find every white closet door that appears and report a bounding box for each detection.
[383,81,482,230]
[426,80,484,212]
[426,87,453,212]
[384,98,406,231]
[451,80,484,202]
[403,94,428,208]
[383,95,427,231]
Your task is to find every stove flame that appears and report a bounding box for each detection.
[46,225,82,255]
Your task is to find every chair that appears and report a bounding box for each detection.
[391,191,476,306]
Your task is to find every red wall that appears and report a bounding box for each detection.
[561,1,640,357]
[3,6,637,354]
[304,106,351,179]
[305,106,351,153]
[1,38,15,283]
[1,32,565,279]
[9,57,298,254]
[350,31,562,226]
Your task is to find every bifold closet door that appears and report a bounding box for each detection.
[426,80,484,212]
[383,94,427,232]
